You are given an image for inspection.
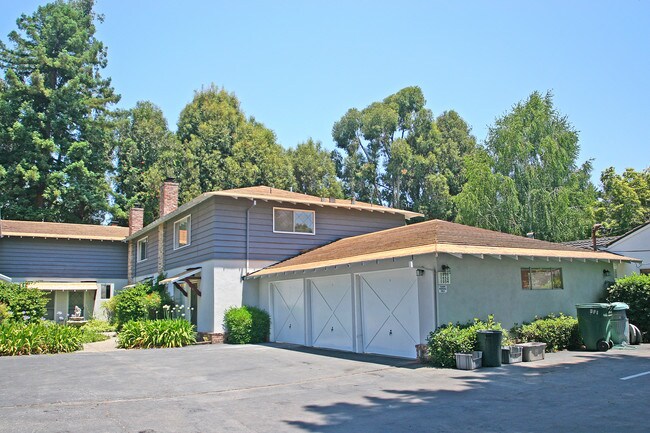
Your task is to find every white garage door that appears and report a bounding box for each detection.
[272,280,305,345]
[310,275,353,352]
[360,269,419,358]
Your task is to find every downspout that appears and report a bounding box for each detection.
[245,199,257,275]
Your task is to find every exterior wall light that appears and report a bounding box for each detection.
[416,269,425,276]
[603,269,611,277]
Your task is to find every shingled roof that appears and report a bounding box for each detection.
[0,220,128,241]
[248,219,640,277]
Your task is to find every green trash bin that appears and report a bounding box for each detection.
[477,330,502,367]
[610,302,630,345]
[576,303,614,351]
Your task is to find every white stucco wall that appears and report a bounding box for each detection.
[608,224,649,276]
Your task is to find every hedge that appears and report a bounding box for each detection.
[224,306,270,344]
[512,314,580,352]
[606,273,650,342]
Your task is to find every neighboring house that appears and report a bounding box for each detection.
[246,220,639,358]
[562,236,620,251]
[0,220,129,321]
[125,181,420,342]
[606,222,650,276]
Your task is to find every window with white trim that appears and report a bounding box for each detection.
[521,268,563,290]
[137,237,147,262]
[174,215,191,249]
[99,283,113,300]
[273,208,315,234]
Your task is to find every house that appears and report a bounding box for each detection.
[563,222,649,276]
[0,219,129,321]
[245,219,639,358]
[606,222,650,276]
[125,180,420,342]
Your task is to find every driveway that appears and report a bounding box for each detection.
[1,343,649,433]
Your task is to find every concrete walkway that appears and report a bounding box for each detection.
[82,333,121,353]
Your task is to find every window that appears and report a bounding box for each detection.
[521,268,563,290]
[99,283,113,300]
[273,208,315,234]
[137,237,148,262]
[174,215,191,249]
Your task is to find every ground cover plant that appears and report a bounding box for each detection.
[426,315,508,368]
[117,319,196,349]
[224,306,271,344]
[511,314,580,352]
[606,273,650,342]
[0,322,82,356]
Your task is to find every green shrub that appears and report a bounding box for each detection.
[0,303,9,323]
[117,319,196,349]
[0,322,82,356]
[81,318,115,333]
[427,315,506,368]
[106,283,163,329]
[0,281,48,323]
[606,273,650,342]
[224,306,270,344]
[512,314,580,352]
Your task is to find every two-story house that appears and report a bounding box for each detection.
[0,220,128,320]
[125,180,420,342]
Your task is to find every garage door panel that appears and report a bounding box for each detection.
[310,276,353,351]
[272,280,305,345]
[361,269,419,358]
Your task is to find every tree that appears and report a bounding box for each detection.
[456,91,596,242]
[113,101,179,225]
[173,85,294,203]
[289,139,343,198]
[595,167,650,235]
[0,0,119,223]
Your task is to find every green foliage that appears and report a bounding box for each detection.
[426,315,506,368]
[595,167,650,236]
[0,303,9,323]
[105,282,164,329]
[0,281,48,323]
[112,101,180,225]
[289,139,343,198]
[117,319,196,349]
[81,318,115,333]
[0,322,82,356]
[456,91,596,242]
[79,327,109,344]
[512,314,580,352]
[332,86,476,218]
[0,0,119,223]
[606,274,650,341]
[223,306,270,344]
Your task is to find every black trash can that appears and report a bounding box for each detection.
[477,330,503,367]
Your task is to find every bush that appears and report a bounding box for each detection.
[224,306,270,344]
[427,315,506,368]
[0,303,9,323]
[117,319,196,349]
[106,283,163,329]
[81,318,115,333]
[0,322,82,356]
[0,281,48,323]
[606,273,650,342]
[512,314,580,352]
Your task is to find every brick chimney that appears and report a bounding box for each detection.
[128,206,144,236]
[159,178,179,217]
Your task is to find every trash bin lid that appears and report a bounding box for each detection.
[477,329,502,334]
[611,302,629,310]
[576,303,611,309]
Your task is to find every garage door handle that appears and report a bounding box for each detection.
[389,330,393,335]
[331,326,334,332]
[289,324,292,329]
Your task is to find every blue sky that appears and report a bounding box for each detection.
[1,1,649,185]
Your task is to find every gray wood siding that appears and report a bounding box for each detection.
[200,197,405,262]
[133,231,157,276]
[132,195,406,274]
[0,237,127,279]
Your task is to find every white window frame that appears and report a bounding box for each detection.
[174,215,192,250]
[272,207,316,235]
[99,283,114,300]
[136,237,148,262]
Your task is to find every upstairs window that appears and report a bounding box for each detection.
[174,215,191,249]
[137,237,148,262]
[521,268,563,290]
[273,208,315,235]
